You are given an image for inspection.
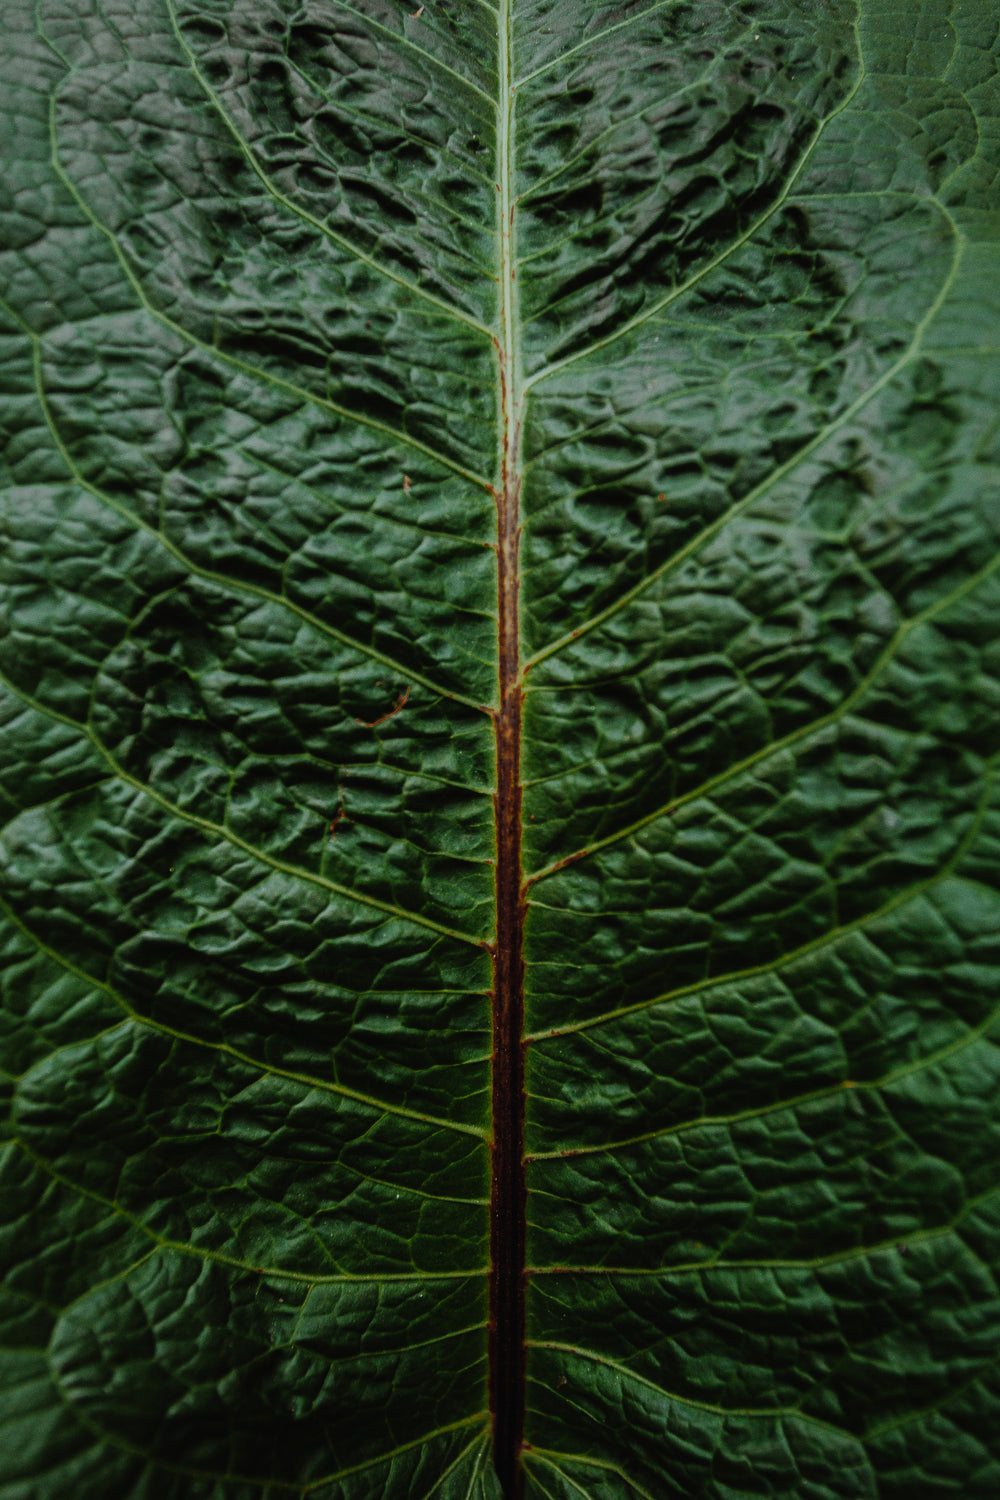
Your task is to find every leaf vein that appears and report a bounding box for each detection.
[527,758,996,1042]
[42,95,492,490]
[527,540,1000,881]
[0,671,486,948]
[164,0,492,338]
[524,205,964,669]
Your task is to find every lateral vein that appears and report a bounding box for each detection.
[524,205,964,671]
[0,895,489,1139]
[164,0,492,338]
[520,54,869,390]
[10,1137,486,1285]
[0,671,486,948]
[526,541,1000,882]
[1,296,490,716]
[525,1341,853,1434]
[527,757,996,1042]
[44,97,493,491]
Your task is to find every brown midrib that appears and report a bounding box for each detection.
[488,393,526,1497]
[489,4,525,1488]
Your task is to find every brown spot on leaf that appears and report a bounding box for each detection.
[329,798,348,840]
[355,685,411,728]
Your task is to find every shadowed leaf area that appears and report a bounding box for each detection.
[2,0,1000,1496]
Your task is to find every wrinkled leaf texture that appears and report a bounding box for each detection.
[2,0,1000,1496]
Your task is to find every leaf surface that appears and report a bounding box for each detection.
[2,1,1000,1497]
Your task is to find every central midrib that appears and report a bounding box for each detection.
[488,0,527,1494]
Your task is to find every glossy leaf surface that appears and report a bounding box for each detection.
[2,0,1000,1496]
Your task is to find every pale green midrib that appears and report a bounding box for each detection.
[498,0,519,439]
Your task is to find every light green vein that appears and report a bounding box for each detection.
[528,984,1000,1161]
[526,1182,1000,1277]
[526,758,996,1041]
[526,1341,852,1436]
[43,97,492,492]
[269,1320,488,1371]
[0,671,486,949]
[516,179,668,294]
[54,1250,160,1317]
[1,296,489,716]
[45,1347,488,1495]
[515,49,723,217]
[302,1415,493,1493]
[12,1137,485,1286]
[0,776,114,832]
[524,1450,657,1500]
[331,0,496,108]
[337,1156,488,1207]
[284,51,495,191]
[526,540,1000,883]
[523,1463,563,1500]
[418,1433,491,1500]
[513,0,680,87]
[241,445,494,552]
[520,37,867,391]
[164,0,491,338]
[0,895,488,1140]
[524,206,962,670]
[863,1357,1000,1442]
[465,1438,490,1499]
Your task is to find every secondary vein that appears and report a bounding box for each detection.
[0,671,486,948]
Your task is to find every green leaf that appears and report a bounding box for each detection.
[2,1,1000,1497]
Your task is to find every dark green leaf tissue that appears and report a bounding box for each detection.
[2,0,1000,1495]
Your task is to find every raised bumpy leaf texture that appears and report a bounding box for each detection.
[2,1,1000,1497]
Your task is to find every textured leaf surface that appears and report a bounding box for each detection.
[2,0,1000,1496]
